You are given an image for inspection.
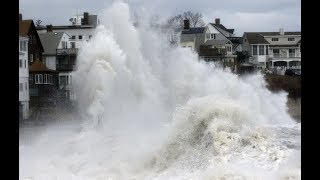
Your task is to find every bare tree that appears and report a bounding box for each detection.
[35,19,42,27]
[167,11,205,29]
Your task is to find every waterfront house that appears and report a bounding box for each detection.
[28,59,59,107]
[19,15,44,64]
[180,18,237,69]
[39,31,77,100]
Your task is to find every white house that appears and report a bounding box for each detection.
[19,36,30,120]
[242,29,301,73]
[180,18,236,68]
[37,12,98,49]
[39,31,77,101]
[39,32,72,70]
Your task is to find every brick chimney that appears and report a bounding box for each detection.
[183,19,190,30]
[215,18,220,24]
[19,13,22,21]
[46,25,53,32]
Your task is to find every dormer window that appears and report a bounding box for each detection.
[272,38,279,41]
[288,37,295,41]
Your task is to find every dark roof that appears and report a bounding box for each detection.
[19,20,33,36]
[258,32,301,36]
[227,37,243,44]
[29,59,57,72]
[19,20,44,52]
[243,33,269,44]
[181,27,205,34]
[36,25,95,30]
[211,23,234,34]
[39,32,65,55]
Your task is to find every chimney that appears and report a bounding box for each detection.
[46,25,53,32]
[83,12,89,25]
[183,19,190,30]
[19,13,22,21]
[215,18,220,24]
[279,28,284,35]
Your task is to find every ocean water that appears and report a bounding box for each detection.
[19,2,301,180]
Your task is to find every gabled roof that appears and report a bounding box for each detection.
[243,32,269,44]
[227,37,243,44]
[19,20,44,52]
[258,32,301,36]
[210,23,234,34]
[19,20,33,37]
[181,27,205,34]
[204,39,231,46]
[29,59,56,72]
[39,32,65,55]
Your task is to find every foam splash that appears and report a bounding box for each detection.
[19,1,300,180]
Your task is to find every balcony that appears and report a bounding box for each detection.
[56,64,76,71]
[56,48,78,56]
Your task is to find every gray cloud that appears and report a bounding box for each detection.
[19,0,300,36]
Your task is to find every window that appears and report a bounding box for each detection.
[43,74,53,84]
[273,49,279,54]
[20,41,26,51]
[59,75,68,85]
[71,42,75,48]
[259,45,265,55]
[188,46,192,49]
[79,35,83,40]
[266,45,268,55]
[89,35,92,39]
[19,59,23,68]
[252,45,257,55]
[19,83,23,92]
[24,60,27,68]
[35,74,43,84]
[29,35,33,44]
[44,74,48,84]
[272,38,279,41]
[29,75,33,84]
[30,54,33,62]
[25,82,28,90]
[289,49,295,57]
[288,38,295,41]
[182,46,186,48]
[71,35,76,39]
[35,53,39,60]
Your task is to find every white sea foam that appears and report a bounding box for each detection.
[19,1,300,180]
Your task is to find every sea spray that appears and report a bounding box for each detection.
[19,1,300,179]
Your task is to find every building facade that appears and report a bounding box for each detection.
[242,29,301,74]
[19,36,30,120]
[19,16,44,64]
[180,18,237,69]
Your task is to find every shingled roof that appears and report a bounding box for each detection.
[19,20,33,37]
[243,33,269,44]
[210,23,234,34]
[29,59,57,72]
[39,32,65,55]
[181,27,205,34]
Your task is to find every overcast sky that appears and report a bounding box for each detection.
[19,0,300,36]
